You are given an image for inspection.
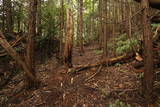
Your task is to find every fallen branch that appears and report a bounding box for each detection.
[85,65,103,82]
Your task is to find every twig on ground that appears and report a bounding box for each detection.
[85,65,103,82]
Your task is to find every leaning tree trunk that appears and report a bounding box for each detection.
[26,0,38,88]
[64,8,74,68]
[141,0,154,106]
[0,31,37,83]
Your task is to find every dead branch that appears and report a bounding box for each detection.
[85,65,103,82]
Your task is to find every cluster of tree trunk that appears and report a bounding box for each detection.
[0,0,39,88]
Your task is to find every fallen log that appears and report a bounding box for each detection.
[74,53,135,72]
[0,31,36,82]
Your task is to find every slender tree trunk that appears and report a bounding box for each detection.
[64,8,74,68]
[26,0,38,87]
[77,11,80,46]
[17,17,21,33]
[2,0,5,33]
[102,0,108,58]
[17,4,22,33]
[37,0,42,37]
[5,0,13,35]
[59,0,65,63]
[79,0,84,55]
[98,0,103,49]
[141,0,154,106]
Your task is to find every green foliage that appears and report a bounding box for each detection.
[94,50,103,55]
[108,99,132,107]
[151,23,160,28]
[138,72,144,79]
[115,33,140,55]
[41,0,58,37]
[114,63,121,67]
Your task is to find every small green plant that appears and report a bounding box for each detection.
[115,33,140,55]
[138,72,144,79]
[152,23,160,28]
[114,63,121,67]
[108,99,132,107]
[94,50,103,55]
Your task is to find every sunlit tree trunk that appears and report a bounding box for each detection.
[141,0,154,106]
[64,8,74,68]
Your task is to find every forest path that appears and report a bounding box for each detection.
[2,46,142,107]
[47,46,141,106]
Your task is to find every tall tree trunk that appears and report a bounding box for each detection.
[17,4,22,33]
[98,0,103,49]
[79,0,84,55]
[37,0,42,37]
[77,11,80,46]
[102,0,108,58]
[2,0,5,33]
[26,0,38,87]
[59,0,65,63]
[64,8,74,68]
[141,0,154,106]
[5,0,13,35]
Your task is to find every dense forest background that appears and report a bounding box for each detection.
[0,0,160,106]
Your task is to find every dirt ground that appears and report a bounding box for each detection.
[0,46,156,107]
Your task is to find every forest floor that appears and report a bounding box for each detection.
[0,46,155,107]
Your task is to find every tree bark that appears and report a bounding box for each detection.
[141,0,154,106]
[0,31,37,83]
[98,0,103,49]
[5,0,13,35]
[64,8,74,68]
[102,0,108,58]
[37,0,42,37]
[2,0,5,33]
[26,0,38,86]
[78,0,84,55]
[59,0,65,63]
